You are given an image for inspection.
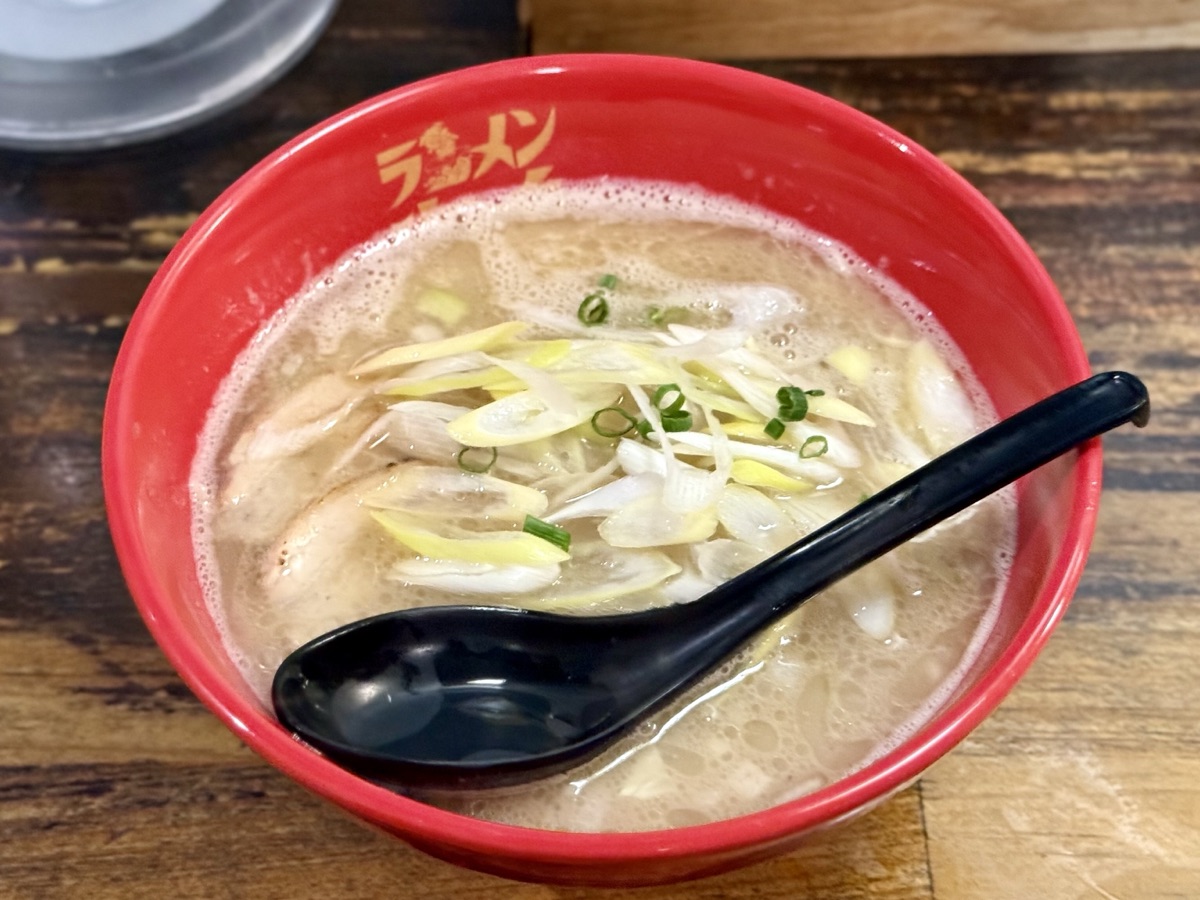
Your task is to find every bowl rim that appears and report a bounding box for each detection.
[102,52,1099,864]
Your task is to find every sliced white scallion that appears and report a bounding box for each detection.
[414,287,469,327]
[628,383,717,515]
[716,484,800,552]
[360,465,548,522]
[825,345,872,385]
[693,538,771,585]
[650,430,842,485]
[616,437,668,476]
[805,393,876,427]
[539,542,682,610]
[833,564,898,641]
[391,558,561,595]
[906,339,978,455]
[371,510,571,565]
[729,459,812,493]
[446,387,618,447]
[598,493,718,548]
[481,352,577,416]
[544,473,661,523]
[351,321,529,375]
[348,400,469,465]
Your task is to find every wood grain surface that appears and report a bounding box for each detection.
[526,0,1200,59]
[2,2,1198,898]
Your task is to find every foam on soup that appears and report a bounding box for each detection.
[190,180,1013,832]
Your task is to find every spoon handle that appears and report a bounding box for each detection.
[694,371,1150,644]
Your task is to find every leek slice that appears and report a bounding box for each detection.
[446,387,617,447]
[362,465,548,522]
[482,352,576,415]
[617,748,673,799]
[654,326,749,361]
[371,510,570,564]
[380,365,512,397]
[730,459,812,493]
[825,345,872,384]
[599,494,718,548]
[415,287,469,327]
[351,321,529,374]
[545,473,659,522]
[806,393,876,427]
[539,542,682,609]
[907,339,977,455]
[693,538,770,585]
[391,558,561,595]
[721,420,775,442]
[653,430,842,484]
[543,340,677,387]
[716,484,799,551]
[675,377,759,421]
[350,400,468,464]
[833,564,898,640]
[616,437,668,476]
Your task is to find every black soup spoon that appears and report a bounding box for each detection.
[272,371,1149,789]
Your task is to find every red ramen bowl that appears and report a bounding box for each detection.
[103,55,1095,886]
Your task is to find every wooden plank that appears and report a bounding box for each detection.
[527,0,1200,58]
[0,757,931,899]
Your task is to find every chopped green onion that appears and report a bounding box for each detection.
[634,409,693,437]
[522,515,571,552]
[776,386,824,422]
[578,292,609,326]
[660,410,693,432]
[578,275,619,325]
[652,383,686,414]
[776,386,810,422]
[799,435,829,458]
[764,417,786,440]
[591,406,638,438]
[457,445,498,473]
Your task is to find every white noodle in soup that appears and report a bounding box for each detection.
[190,180,1014,832]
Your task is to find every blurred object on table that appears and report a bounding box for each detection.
[0,0,341,151]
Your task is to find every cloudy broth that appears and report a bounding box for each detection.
[191,180,1013,832]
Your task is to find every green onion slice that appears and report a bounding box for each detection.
[591,406,638,438]
[457,445,498,473]
[776,386,810,421]
[598,273,618,290]
[799,435,829,458]
[652,383,686,414]
[660,410,693,433]
[522,515,571,552]
[578,292,609,326]
[764,417,786,440]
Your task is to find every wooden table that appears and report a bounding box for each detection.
[2,2,1197,897]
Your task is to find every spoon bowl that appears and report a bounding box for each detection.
[274,371,1149,789]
